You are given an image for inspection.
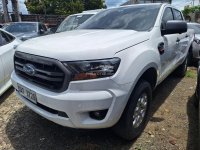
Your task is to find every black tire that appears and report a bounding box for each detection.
[195,69,200,108]
[175,55,188,78]
[113,80,152,140]
[188,50,193,66]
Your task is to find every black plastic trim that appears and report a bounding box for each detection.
[14,51,72,93]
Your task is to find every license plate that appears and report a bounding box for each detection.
[17,84,37,104]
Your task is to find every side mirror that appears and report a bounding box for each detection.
[162,20,187,35]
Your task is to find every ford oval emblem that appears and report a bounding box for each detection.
[23,64,36,76]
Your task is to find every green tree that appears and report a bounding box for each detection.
[182,5,200,16]
[83,0,104,10]
[25,0,104,15]
[25,0,84,15]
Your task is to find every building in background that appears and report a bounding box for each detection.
[122,0,171,5]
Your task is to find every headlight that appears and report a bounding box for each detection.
[63,58,120,81]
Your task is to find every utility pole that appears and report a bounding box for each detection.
[11,0,21,22]
[2,0,10,23]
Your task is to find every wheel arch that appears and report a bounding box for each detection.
[132,63,158,91]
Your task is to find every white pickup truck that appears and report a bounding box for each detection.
[11,4,194,140]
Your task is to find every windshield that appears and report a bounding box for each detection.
[5,23,37,33]
[79,5,161,31]
[188,24,200,34]
[56,14,94,33]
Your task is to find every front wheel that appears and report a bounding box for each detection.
[113,80,152,140]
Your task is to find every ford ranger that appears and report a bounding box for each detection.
[11,4,194,140]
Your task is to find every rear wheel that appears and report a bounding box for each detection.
[195,68,200,108]
[113,80,152,140]
[175,55,188,78]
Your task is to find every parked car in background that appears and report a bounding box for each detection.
[3,22,49,41]
[56,10,102,33]
[187,23,200,63]
[0,29,21,96]
[195,62,200,127]
[11,4,193,140]
[2,23,10,29]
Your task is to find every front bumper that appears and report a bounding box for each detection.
[11,72,131,129]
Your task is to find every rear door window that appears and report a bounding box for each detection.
[173,9,183,20]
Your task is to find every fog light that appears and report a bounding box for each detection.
[89,109,108,120]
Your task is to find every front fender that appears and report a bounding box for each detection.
[113,46,160,86]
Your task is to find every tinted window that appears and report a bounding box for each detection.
[173,9,183,20]
[79,5,161,31]
[0,31,13,46]
[5,23,37,33]
[162,8,174,24]
[5,33,15,41]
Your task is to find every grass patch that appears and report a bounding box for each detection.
[186,70,197,78]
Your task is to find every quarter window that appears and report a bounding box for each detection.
[0,31,14,46]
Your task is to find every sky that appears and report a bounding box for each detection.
[106,0,128,7]
[4,0,200,14]
[106,0,200,9]
[172,0,199,10]
[7,0,28,14]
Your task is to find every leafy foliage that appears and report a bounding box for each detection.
[182,5,200,16]
[84,0,104,10]
[25,0,104,15]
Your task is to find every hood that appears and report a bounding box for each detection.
[17,30,150,61]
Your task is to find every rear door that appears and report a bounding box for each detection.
[172,9,189,62]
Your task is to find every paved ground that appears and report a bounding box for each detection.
[0,69,199,150]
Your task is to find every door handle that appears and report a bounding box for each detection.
[13,45,18,49]
[158,42,165,55]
